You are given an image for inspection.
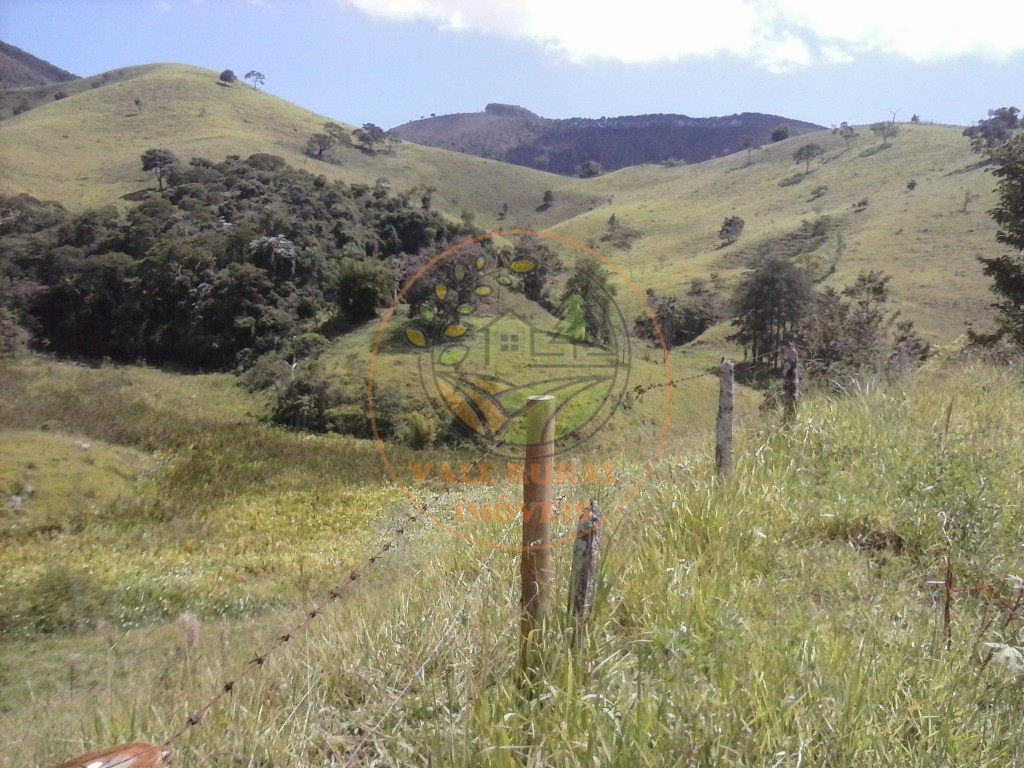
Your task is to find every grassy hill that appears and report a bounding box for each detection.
[0,63,1001,342]
[548,124,1002,342]
[1,59,1022,767]
[0,64,600,228]
[5,361,1024,766]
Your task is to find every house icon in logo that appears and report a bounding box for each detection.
[476,310,585,368]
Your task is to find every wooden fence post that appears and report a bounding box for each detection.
[781,342,799,422]
[567,499,601,646]
[521,395,555,673]
[715,360,734,477]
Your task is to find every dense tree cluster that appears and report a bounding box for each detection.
[978,133,1024,345]
[727,257,926,379]
[634,282,722,351]
[0,153,466,369]
[797,271,928,380]
[963,107,1019,154]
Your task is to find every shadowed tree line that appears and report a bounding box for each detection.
[0,152,467,370]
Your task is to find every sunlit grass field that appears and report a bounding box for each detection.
[2,60,1021,767]
[4,359,1024,766]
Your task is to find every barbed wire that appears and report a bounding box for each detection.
[159,429,517,753]
[341,496,519,766]
[631,342,804,401]
[62,340,801,765]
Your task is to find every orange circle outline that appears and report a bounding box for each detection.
[369,229,672,550]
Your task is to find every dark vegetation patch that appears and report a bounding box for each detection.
[722,215,842,275]
[0,153,469,372]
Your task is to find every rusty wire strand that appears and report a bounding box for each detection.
[160,429,515,751]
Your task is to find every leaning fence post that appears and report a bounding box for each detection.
[567,500,601,647]
[521,395,555,674]
[781,342,799,422]
[715,360,734,477]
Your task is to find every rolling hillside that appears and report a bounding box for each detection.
[0,40,78,88]
[0,64,600,227]
[3,57,1024,768]
[0,62,1003,343]
[393,103,826,174]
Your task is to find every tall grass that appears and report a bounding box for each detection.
[5,361,1024,766]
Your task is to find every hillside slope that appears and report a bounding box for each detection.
[0,62,1004,343]
[547,125,1002,342]
[394,103,825,174]
[0,64,600,228]
[0,40,78,88]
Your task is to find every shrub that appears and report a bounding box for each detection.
[270,371,344,432]
[397,411,439,449]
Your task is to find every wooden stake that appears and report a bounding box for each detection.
[567,500,601,627]
[715,360,734,477]
[521,395,555,672]
[781,342,799,423]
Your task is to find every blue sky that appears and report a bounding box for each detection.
[2,0,1021,131]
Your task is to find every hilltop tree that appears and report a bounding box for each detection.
[978,133,1024,344]
[870,122,900,145]
[244,70,265,88]
[741,134,754,162]
[963,106,1019,154]
[770,124,790,142]
[353,123,386,152]
[839,121,856,147]
[219,69,236,85]
[793,143,824,173]
[719,215,744,246]
[140,148,177,191]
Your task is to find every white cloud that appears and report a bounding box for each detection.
[339,0,1024,68]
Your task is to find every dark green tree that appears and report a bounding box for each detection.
[305,133,335,161]
[634,289,714,351]
[793,143,824,173]
[332,257,395,322]
[219,69,236,84]
[798,271,927,378]
[559,255,617,347]
[719,215,744,246]
[271,368,343,432]
[770,124,790,142]
[140,148,178,191]
[978,134,1024,344]
[870,122,900,145]
[963,107,1019,154]
[728,256,814,365]
[353,123,386,151]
